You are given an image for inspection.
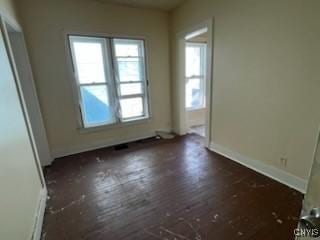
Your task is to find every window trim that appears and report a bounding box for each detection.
[185,42,207,111]
[66,33,151,131]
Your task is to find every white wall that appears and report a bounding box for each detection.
[171,0,320,182]
[15,0,172,157]
[0,1,44,238]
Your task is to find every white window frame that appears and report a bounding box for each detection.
[185,42,207,111]
[68,34,150,129]
[111,39,149,122]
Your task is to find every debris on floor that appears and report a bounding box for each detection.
[237,231,243,236]
[48,195,86,215]
[276,219,283,224]
[156,131,175,139]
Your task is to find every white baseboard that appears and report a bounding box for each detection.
[52,132,157,159]
[209,142,308,194]
[31,188,47,240]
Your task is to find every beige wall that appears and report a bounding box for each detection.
[0,1,43,239]
[171,0,320,180]
[15,0,172,157]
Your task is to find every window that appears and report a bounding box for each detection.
[69,35,149,128]
[185,42,206,109]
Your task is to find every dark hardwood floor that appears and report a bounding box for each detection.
[42,134,303,240]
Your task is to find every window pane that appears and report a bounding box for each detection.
[120,83,143,96]
[72,39,107,84]
[80,85,114,126]
[115,43,139,57]
[186,45,201,78]
[120,97,144,119]
[186,78,202,108]
[117,58,142,82]
[114,39,142,57]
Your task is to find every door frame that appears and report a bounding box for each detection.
[174,18,214,147]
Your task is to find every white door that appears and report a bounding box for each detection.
[7,30,52,166]
[297,131,320,239]
[0,22,43,239]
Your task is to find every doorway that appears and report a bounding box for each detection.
[175,19,213,147]
[185,28,208,138]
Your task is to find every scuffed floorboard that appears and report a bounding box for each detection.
[42,134,303,240]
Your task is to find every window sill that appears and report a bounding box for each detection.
[186,107,206,112]
[77,117,151,134]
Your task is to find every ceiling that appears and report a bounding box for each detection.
[92,0,186,11]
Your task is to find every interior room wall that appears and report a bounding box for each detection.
[171,0,320,185]
[15,0,172,157]
[0,1,44,239]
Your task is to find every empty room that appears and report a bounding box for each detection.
[1,0,320,239]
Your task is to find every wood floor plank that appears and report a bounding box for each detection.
[42,134,303,240]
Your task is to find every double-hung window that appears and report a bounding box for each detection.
[69,35,149,128]
[185,42,207,110]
